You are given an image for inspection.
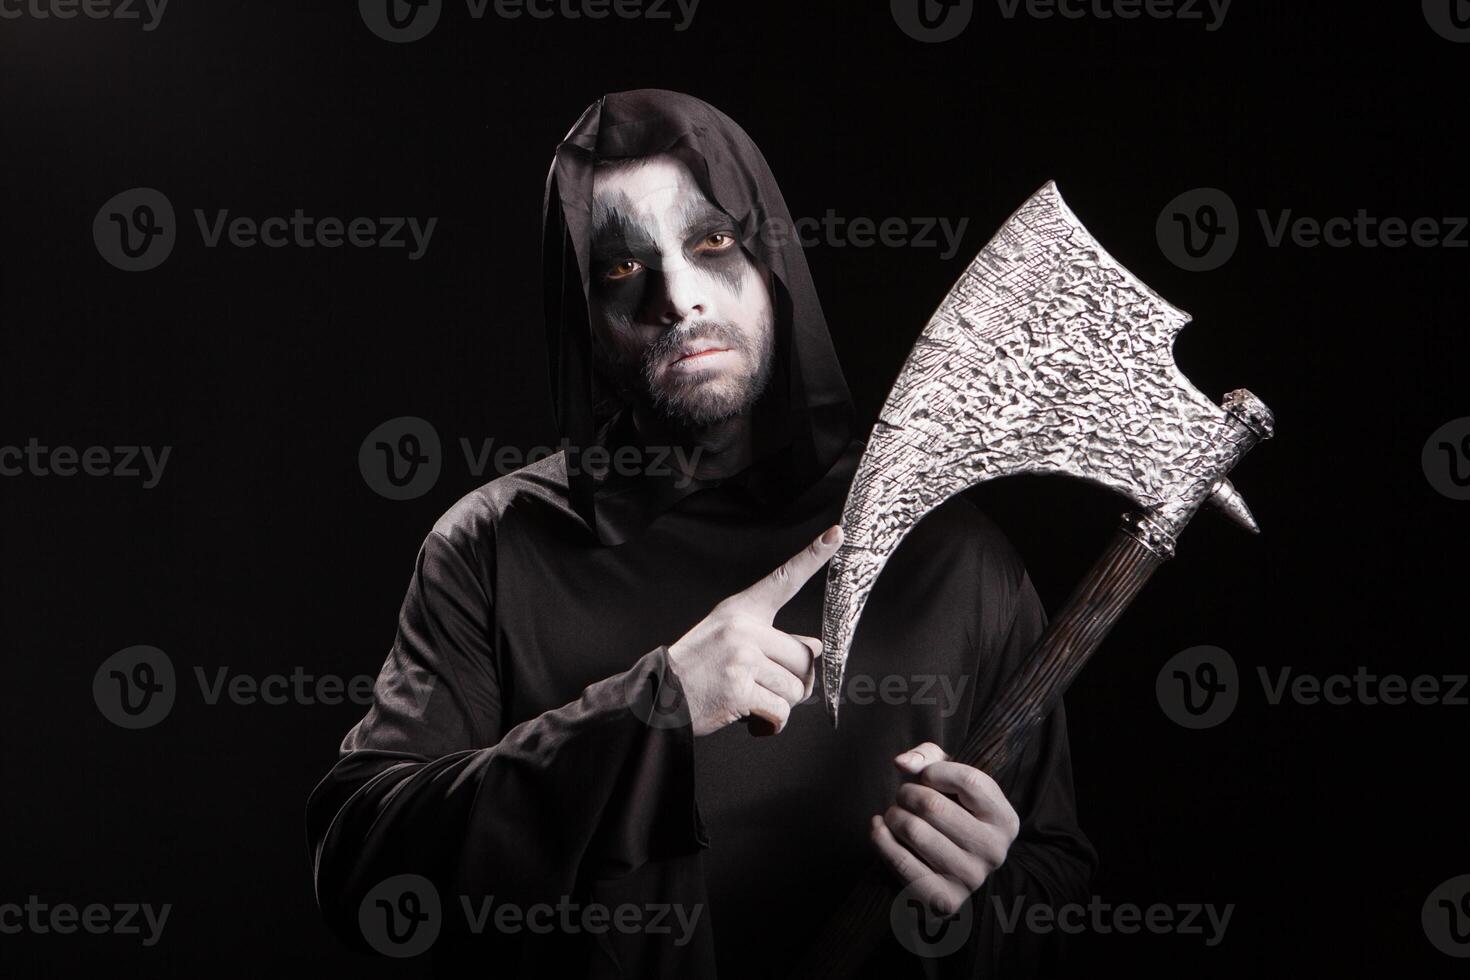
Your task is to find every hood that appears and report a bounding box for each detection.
[541,88,856,546]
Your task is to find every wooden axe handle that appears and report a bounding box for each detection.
[789,524,1165,978]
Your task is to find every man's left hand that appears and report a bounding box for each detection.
[869,741,1020,916]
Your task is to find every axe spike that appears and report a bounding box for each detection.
[1208,478,1260,534]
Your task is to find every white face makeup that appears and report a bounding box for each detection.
[588,154,775,428]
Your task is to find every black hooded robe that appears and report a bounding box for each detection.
[306,89,1096,978]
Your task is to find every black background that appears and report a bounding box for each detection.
[2,1,1467,976]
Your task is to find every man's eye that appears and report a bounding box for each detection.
[697,233,735,252]
[604,259,642,281]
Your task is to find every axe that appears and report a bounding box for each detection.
[797,181,1274,975]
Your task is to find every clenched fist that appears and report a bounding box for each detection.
[666,525,843,736]
[870,742,1021,917]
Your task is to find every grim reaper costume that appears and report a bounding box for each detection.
[306,89,1096,977]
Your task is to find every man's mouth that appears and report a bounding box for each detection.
[669,346,733,368]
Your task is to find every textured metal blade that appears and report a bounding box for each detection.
[821,181,1236,726]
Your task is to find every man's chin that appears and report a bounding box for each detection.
[650,377,756,428]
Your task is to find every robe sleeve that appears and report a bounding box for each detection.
[304,526,706,950]
[955,570,1099,978]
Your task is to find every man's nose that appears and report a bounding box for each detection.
[648,259,709,326]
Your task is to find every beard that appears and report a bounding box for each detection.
[602,315,775,429]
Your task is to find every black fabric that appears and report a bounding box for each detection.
[305,90,1096,978]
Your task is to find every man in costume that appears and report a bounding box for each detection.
[307,89,1096,977]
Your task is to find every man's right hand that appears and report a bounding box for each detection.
[667,524,844,736]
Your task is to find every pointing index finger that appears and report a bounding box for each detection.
[738,524,843,618]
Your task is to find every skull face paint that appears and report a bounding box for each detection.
[588,154,775,428]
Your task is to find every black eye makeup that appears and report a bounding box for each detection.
[590,192,660,286]
[589,188,751,294]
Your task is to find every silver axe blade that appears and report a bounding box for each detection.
[820,180,1272,727]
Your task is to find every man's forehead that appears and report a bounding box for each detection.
[593,154,695,207]
[591,154,728,236]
